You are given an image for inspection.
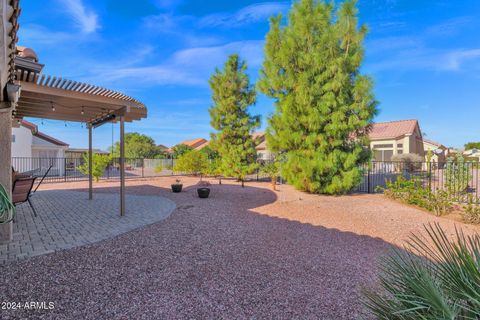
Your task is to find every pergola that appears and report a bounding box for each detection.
[12,67,147,216]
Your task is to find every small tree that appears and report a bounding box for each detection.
[171,144,193,159]
[173,150,208,178]
[209,54,260,187]
[111,132,161,159]
[78,153,111,182]
[464,142,480,150]
[260,160,280,191]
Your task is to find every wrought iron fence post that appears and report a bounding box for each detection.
[367,164,371,194]
[142,158,145,178]
[64,158,67,182]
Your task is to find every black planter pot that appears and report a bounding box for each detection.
[197,187,210,198]
[171,184,183,193]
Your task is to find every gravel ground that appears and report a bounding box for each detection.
[1,177,479,319]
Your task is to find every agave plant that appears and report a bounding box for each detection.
[363,223,480,319]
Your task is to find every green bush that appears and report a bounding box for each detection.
[462,194,480,224]
[363,223,480,319]
[154,162,172,173]
[382,176,452,216]
[173,150,208,176]
[77,153,111,182]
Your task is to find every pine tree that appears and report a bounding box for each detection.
[258,0,378,194]
[209,54,260,187]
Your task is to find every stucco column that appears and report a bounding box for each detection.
[0,0,13,243]
[0,105,12,243]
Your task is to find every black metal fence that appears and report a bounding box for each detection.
[12,157,179,183]
[12,157,480,202]
[355,160,480,202]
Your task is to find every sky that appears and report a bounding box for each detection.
[17,0,480,150]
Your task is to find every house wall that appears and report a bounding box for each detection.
[0,0,14,242]
[370,130,424,161]
[11,126,33,158]
[257,149,274,161]
[422,143,447,163]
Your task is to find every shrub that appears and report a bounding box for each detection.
[154,162,172,173]
[363,223,480,319]
[173,150,208,176]
[382,176,452,216]
[445,156,472,194]
[77,153,111,182]
[462,194,480,224]
[391,153,423,172]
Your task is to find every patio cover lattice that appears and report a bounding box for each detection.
[12,71,148,216]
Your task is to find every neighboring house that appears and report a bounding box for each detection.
[419,138,447,163]
[65,148,109,159]
[168,138,209,153]
[463,149,480,161]
[368,119,425,161]
[11,120,69,175]
[157,144,168,152]
[252,132,274,160]
[12,120,68,158]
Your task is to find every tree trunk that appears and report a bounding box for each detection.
[241,179,245,188]
[271,176,277,191]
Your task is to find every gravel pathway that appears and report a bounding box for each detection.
[1,177,478,319]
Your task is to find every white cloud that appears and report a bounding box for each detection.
[367,47,480,73]
[84,40,264,87]
[60,0,99,33]
[19,24,74,45]
[199,2,290,28]
[425,16,472,37]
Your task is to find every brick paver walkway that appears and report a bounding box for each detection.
[0,190,175,263]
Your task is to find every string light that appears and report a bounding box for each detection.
[51,101,55,112]
[81,106,85,115]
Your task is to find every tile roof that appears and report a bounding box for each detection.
[177,138,208,150]
[418,138,445,148]
[368,120,419,140]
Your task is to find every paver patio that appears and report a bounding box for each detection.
[0,191,175,264]
[0,177,479,319]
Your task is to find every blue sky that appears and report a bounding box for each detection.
[18,0,480,150]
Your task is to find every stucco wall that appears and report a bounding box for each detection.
[11,126,33,158]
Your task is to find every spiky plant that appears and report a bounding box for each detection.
[363,223,480,319]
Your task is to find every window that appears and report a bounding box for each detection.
[11,135,15,143]
[397,150,403,154]
[374,149,394,161]
[397,143,403,148]
[373,144,393,149]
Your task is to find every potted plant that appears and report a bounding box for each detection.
[173,150,212,198]
[171,179,183,193]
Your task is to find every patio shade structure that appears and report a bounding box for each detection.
[12,68,147,216]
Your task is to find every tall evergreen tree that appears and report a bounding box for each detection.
[209,54,260,187]
[258,0,378,194]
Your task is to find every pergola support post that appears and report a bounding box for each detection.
[88,124,93,200]
[119,115,125,216]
